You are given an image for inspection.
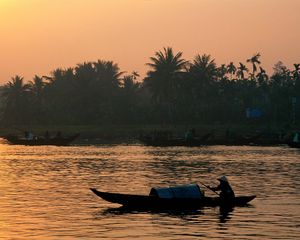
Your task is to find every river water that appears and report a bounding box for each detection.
[0,140,299,239]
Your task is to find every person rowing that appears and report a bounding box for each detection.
[209,176,235,203]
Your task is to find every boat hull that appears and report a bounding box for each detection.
[4,134,79,146]
[138,134,263,147]
[90,188,256,210]
[287,141,300,148]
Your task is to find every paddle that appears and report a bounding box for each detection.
[198,181,220,196]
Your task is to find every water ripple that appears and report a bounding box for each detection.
[0,144,299,239]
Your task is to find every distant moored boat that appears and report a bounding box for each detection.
[287,141,300,148]
[3,133,79,146]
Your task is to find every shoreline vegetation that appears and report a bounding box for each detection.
[0,47,299,138]
[0,123,295,145]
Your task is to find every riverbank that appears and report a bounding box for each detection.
[0,123,296,145]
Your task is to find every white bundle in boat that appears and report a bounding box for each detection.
[149,184,203,199]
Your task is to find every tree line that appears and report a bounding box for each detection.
[0,47,299,126]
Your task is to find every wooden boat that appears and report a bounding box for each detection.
[287,141,300,148]
[139,137,208,147]
[138,134,262,147]
[90,188,256,210]
[138,132,213,147]
[4,133,79,146]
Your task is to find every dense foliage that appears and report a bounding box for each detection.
[0,47,299,126]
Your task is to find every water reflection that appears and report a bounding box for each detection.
[219,206,234,223]
[0,144,299,239]
[97,203,255,225]
[100,207,204,218]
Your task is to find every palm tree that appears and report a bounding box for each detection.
[131,71,140,80]
[74,62,96,87]
[236,63,249,80]
[145,47,187,104]
[187,54,217,122]
[93,60,124,89]
[256,67,269,86]
[145,47,188,122]
[189,54,217,79]
[188,54,217,94]
[2,75,30,123]
[2,75,29,102]
[292,63,300,82]
[40,68,76,124]
[247,53,261,76]
[217,64,228,81]
[292,64,300,102]
[227,62,236,80]
[27,75,47,122]
[28,75,46,99]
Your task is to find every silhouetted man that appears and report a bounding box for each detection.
[210,176,235,202]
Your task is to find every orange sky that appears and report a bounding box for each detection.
[0,0,299,83]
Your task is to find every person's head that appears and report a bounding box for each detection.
[218,175,228,183]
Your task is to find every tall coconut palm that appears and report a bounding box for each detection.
[74,62,96,88]
[2,75,29,103]
[145,47,188,122]
[85,60,124,122]
[93,60,124,89]
[28,75,46,99]
[247,53,261,75]
[189,54,217,79]
[188,54,217,94]
[145,47,188,104]
[27,75,47,123]
[2,75,30,123]
[186,54,217,121]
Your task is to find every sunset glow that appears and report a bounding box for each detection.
[0,0,299,83]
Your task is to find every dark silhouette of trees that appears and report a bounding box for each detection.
[118,73,142,123]
[0,49,298,127]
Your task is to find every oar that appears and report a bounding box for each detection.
[198,181,220,196]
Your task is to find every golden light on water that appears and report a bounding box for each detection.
[0,144,299,238]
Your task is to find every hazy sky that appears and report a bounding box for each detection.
[0,0,299,83]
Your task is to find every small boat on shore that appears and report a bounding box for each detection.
[3,133,79,146]
[138,131,213,147]
[138,133,262,147]
[138,137,208,147]
[287,141,300,148]
[287,133,300,148]
[90,185,256,210]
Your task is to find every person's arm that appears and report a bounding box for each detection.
[210,184,220,191]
